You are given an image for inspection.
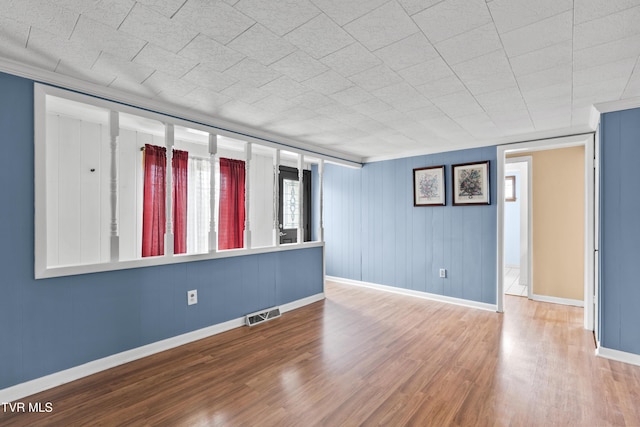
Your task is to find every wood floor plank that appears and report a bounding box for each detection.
[2,280,640,426]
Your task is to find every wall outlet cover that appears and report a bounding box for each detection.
[439,268,447,278]
[187,290,198,305]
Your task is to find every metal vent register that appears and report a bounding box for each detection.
[245,307,281,326]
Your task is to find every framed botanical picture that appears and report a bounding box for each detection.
[413,165,446,206]
[505,175,516,202]
[452,161,490,206]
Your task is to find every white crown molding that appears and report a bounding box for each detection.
[596,346,640,367]
[0,56,363,167]
[593,96,640,114]
[0,292,324,404]
[327,276,497,312]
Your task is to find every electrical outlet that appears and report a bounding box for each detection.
[187,290,198,305]
[439,268,447,278]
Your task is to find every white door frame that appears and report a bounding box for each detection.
[505,156,532,299]
[496,133,596,330]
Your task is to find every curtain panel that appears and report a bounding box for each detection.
[187,157,211,253]
[142,144,166,257]
[172,149,189,254]
[218,158,245,250]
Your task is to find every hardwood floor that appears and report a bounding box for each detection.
[3,280,640,426]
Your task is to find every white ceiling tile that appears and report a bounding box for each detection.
[574,0,640,24]
[412,0,492,44]
[398,58,453,86]
[344,1,419,51]
[227,24,296,66]
[573,34,640,70]
[571,105,594,127]
[289,92,334,109]
[373,82,433,112]
[144,71,197,98]
[521,83,572,107]
[172,0,255,45]
[452,50,512,81]
[234,0,320,36]
[488,0,572,33]
[284,14,355,59]
[373,33,438,71]
[455,113,502,139]
[134,43,198,78]
[183,62,239,91]
[302,70,353,94]
[280,106,319,122]
[222,58,281,87]
[509,41,572,77]
[182,88,232,113]
[252,94,298,113]
[475,87,527,113]
[109,75,158,98]
[260,75,311,99]
[420,115,470,138]
[415,76,467,99]
[397,0,442,16]
[3,0,78,38]
[310,0,388,26]
[0,38,58,70]
[573,77,629,104]
[27,27,100,69]
[501,11,572,57]
[516,64,572,92]
[135,0,185,18]
[216,100,277,126]
[0,16,29,46]
[350,64,404,91]
[430,90,485,117]
[435,23,502,65]
[320,43,381,77]
[70,15,146,61]
[622,64,640,97]
[178,34,244,73]
[220,82,270,104]
[404,106,446,122]
[119,3,196,53]
[55,61,116,86]
[574,5,640,50]
[574,57,636,87]
[464,72,518,96]
[92,52,155,83]
[330,86,375,106]
[489,110,534,132]
[57,0,134,28]
[270,50,328,82]
[529,107,572,130]
[350,97,394,115]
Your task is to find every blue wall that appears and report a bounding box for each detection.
[0,72,324,390]
[324,147,497,305]
[504,170,521,266]
[600,109,640,355]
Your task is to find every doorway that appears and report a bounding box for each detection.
[278,165,311,244]
[503,157,531,299]
[497,134,596,331]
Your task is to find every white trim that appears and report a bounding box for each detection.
[39,241,324,279]
[594,96,640,115]
[1,58,362,166]
[497,133,596,328]
[530,294,584,307]
[327,276,497,312]
[0,292,324,403]
[596,346,640,367]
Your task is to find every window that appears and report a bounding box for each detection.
[35,84,325,279]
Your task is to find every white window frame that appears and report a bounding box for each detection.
[35,83,326,279]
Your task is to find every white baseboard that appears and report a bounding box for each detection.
[596,345,640,367]
[327,276,497,312]
[0,292,324,404]
[531,294,584,307]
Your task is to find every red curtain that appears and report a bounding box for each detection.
[142,144,166,257]
[173,149,189,254]
[218,158,245,250]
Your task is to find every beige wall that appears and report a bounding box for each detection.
[508,146,584,301]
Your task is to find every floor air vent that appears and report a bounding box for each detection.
[245,307,281,326]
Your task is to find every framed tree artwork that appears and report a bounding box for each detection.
[413,165,446,206]
[452,161,490,206]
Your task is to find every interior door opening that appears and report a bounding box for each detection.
[278,165,311,244]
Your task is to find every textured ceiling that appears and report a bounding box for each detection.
[1,0,639,161]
